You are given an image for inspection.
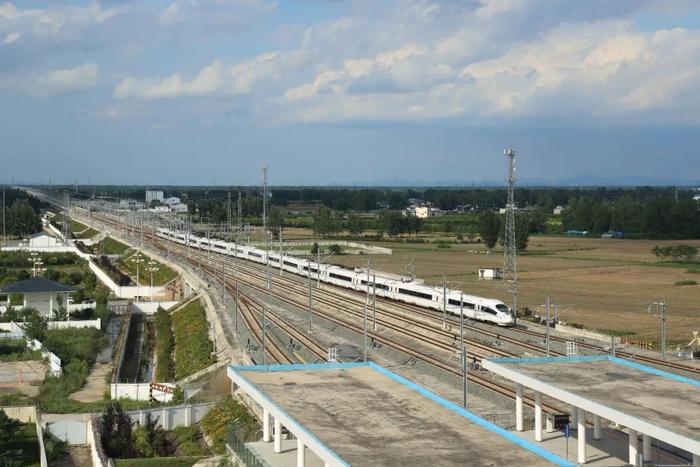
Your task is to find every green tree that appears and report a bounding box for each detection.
[310,242,319,255]
[7,200,41,237]
[478,211,501,249]
[515,216,530,251]
[346,212,364,235]
[19,308,47,341]
[312,207,340,237]
[268,207,285,239]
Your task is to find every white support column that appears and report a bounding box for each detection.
[274,417,282,453]
[577,407,586,465]
[628,429,638,466]
[263,408,271,442]
[297,438,305,467]
[515,383,523,432]
[534,391,542,442]
[642,434,651,462]
[593,414,602,440]
[570,405,578,428]
[693,453,699,467]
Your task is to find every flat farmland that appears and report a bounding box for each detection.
[284,229,700,345]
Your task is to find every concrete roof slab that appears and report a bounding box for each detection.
[228,362,573,467]
[482,356,700,456]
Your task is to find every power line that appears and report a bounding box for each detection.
[502,148,518,326]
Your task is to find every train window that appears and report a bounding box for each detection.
[495,304,510,313]
[481,308,497,315]
[283,261,297,267]
[398,288,433,300]
[448,299,475,309]
[248,252,262,258]
[329,272,352,282]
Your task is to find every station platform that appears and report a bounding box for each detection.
[228,362,573,466]
[483,356,700,466]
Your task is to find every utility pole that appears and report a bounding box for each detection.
[363,260,370,361]
[503,148,518,326]
[652,299,667,360]
[261,305,266,365]
[234,282,239,334]
[442,274,448,330]
[222,261,226,304]
[266,231,271,295]
[278,227,283,276]
[237,191,242,236]
[261,164,268,233]
[307,260,313,333]
[227,192,231,235]
[460,292,467,408]
[2,184,5,248]
[545,295,551,357]
[372,272,377,331]
[316,247,321,288]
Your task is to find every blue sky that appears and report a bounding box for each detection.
[1,0,700,186]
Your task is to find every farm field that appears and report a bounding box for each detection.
[283,229,700,345]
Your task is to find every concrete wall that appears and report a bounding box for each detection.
[0,405,37,423]
[110,383,175,402]
[131,301,179,315]
[0,406,47,467]
[88,257,165,299]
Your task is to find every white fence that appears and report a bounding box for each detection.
[48,319,101,330]
[27,338,61,377]
[131,301,179,315]
[250,239,392,255]
[0,319,101,336]
[88,258,166,299]
[111,382,175,402]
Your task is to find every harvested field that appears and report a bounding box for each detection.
[282,229,700,345]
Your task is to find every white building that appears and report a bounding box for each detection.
[170,203,189,213]
[164,196,181,206]
[145,190,164,204]
[693,194,700,202]
[0,277,74,317]
[414,206,443,218]
[478,268,502,280]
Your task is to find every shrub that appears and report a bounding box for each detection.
[42,328,106,366]
[171,301,214,380]
[675,279,697,286]
[154,307,175,382]
[200,396,257,454]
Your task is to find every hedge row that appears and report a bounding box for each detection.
[154,307,175,382]
[171,300,214,380]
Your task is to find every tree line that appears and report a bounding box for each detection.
[2,188,42,237]
[562,196,700,239]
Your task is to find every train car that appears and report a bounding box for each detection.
[155,227,513,326]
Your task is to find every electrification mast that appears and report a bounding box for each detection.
[261,164,268,233]
[503,148,518,325]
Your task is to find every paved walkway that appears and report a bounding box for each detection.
[70,363,111,403]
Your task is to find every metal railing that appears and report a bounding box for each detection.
[225,422,264,467]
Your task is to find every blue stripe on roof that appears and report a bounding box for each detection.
[229,362,574,467]
[608,356,700,388]
[229,366,351,467]
[367,362,575,467]
[489,356,608,364]
[231,362,367,372]
[487,356,700,388]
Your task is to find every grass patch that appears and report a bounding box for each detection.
[172,300,215,380]
[200,395,258,454]
[114,457,205,467]
[171,426,210,457]
[42,328,107,365]
[154,307,175,381]
[118,251,178,286]
[74,227,99,239]
[0,339,43,362]
[594,328,637,337]
[675,279,697,286]
[95,237,130,255]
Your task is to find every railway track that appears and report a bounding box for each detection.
[88,214,699,403]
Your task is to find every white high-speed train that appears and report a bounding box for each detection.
[156,227,514,326]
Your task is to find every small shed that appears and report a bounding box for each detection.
[478,267,502,280]
[0,277,75,317]
[27,233,62,248]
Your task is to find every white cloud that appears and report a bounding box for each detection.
[2,31,19,45]
[33,62,99,97]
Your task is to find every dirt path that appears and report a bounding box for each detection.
[70,363,111,403]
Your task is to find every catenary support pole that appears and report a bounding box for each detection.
[577,407,586,465]
[593,414,602,440]
[628,429,638,466]
[535,391,543,442]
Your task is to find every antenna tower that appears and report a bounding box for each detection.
[503,148,518,325]
[261,164,268,233]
